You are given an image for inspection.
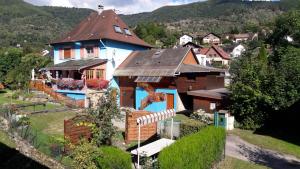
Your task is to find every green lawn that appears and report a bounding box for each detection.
[23,103,62,112]
[217,156,269,169]
[28,111,77,155]
[174,114,203,125]
[0,90,27,105]
[231,129,300,159]
[0,130,16,148]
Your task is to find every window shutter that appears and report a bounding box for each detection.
[59,49,63,60]
[80,48,84,59]
[71,48,75,59]
[94,46,99,58]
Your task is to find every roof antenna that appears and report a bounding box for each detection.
[98,4,104,15]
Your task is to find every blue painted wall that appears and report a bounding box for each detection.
[55,90,85,100]
[135,87,177,113]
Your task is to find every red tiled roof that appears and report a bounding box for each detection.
[212,45,230,60]
[199,45,230,60]
[51,10,151,48]
[199,47,210,55]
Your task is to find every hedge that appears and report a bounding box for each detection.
[96,146,132,169]
[180,121,206,137]
[158,126,226,169]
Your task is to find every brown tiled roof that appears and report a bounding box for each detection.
[114,48,191,77]
[177,64,225,73]
[51,10,151,48]
[46,59,107,71]
[233,33,250,39]
[199,45,230,60]
[114,48,224,77]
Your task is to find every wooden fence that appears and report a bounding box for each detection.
[30,80,84,108]
[64,115,93,145]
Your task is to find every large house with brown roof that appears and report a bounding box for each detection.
[114,48,228,113]
[46,9,151,103]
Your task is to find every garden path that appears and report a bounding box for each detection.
[226,134,300,169]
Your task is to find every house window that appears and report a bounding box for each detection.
[114,25,123,34]
[124,28,132,36]
[64,48,71,59]
[86,47,94,58]
[86,70,94,79]
[96,69,104,79]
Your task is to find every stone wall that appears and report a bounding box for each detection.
[125,110,157,144]
[85,89,105,108]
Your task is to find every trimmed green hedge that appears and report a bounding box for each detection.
[159,126,226,169]
[180,121,206,137]
[96,146,132,169]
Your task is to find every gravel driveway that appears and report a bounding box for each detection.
[226,134,300,169]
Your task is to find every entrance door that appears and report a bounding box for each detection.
[166,94,174,109]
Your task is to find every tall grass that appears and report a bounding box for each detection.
[158,126,226,169]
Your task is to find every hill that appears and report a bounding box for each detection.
[121,0,300,35]
[0,0,92,49]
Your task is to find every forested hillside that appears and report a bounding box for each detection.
[0,0,92,49]
[122,0,300,35]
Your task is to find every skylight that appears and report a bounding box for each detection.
[114,25,123,34]
[124,28,132,36]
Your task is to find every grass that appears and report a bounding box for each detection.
[0,90,28,105]
[231,129,300,159]
[217,156,269,169]
[23,103,62,112]
[173,114,203,125]
[28,111,77,155]
[0,130,16,148]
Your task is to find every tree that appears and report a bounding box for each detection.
[230,11,300,129]
[89,88,121,146]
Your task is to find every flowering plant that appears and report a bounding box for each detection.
[86,79,109,90]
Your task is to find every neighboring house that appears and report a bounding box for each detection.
[179,35,193,45]
[114,47,228,113]
[232,33,258,43]
[199,45,231,66]
[231,44,246,58]
[46,9,151,105]
[202,33,221,45]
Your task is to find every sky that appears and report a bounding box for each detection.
[24,0,205,14]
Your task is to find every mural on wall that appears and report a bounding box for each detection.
[138,83,166,110]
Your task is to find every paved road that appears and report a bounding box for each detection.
[226,134,300,169]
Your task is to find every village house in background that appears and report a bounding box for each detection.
[114,48,228,113]
[230,33,258,43]
[201,33,221,45]
[179,34,193,45]
[199,45,231,66]
[44,8,151,107]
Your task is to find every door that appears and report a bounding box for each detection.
[166,94,174,109]
[120,88,135,108]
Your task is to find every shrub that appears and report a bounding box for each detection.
[95,146,132,169]
[86,79,109,90]
[180,121,206,137]
[159,126,226,169]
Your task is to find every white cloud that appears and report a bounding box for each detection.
[25,0,204,14]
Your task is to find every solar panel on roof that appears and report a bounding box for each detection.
[135,76,162,83]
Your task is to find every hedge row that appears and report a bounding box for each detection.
[180,121,206,137]
[96,146,132,169]
[158,126,226,169]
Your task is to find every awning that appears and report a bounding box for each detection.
[134,76,162,83]
[46,59,107,71]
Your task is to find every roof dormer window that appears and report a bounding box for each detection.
[114,25,123,34]
[124,28,132,36]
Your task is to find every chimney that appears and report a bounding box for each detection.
[98,5,104,15]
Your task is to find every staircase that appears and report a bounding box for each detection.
[30,80,84,108]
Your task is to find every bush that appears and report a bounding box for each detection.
[180,121,206,137]
[95,146,132,169]
[159,126,226,169]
